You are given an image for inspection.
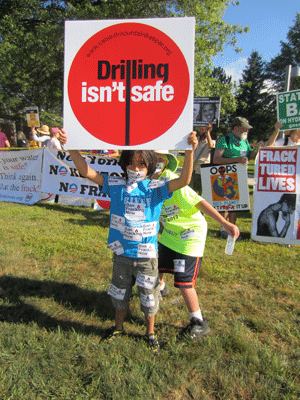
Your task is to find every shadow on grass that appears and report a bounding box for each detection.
[0,275,120,337]
[35,203,111,228]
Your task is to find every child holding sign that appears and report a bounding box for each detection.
[152,151,239,339]
[65,130,197,355]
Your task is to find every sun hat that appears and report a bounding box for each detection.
[37,125,50,135]
[156,150,178,172]
[232,117,253,130]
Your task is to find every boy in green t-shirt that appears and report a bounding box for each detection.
[152,151,240,339]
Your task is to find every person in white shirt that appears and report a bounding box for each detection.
[266,122,300,146]
[46,127,62,150]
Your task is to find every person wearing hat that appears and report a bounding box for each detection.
[213,117,259,238]
[46,127,62,150]
[152,150,239,340]
[31,125,50,147]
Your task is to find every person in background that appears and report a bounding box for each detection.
[213,117,260,239]
[152,151,239,340]
[46,127,62,150]
[31,125,50,147]
[16,131,28,148]
[190,123,215,194]
[0,129,10,149]
[28,129,41,148]
[266,122,300,146]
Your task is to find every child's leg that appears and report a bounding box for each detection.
[115,308,129,331]
[180,287,203,321]
[145,314,155,335]
[108,254,134,332]
[159,272,164,286]
[136,258,160,333]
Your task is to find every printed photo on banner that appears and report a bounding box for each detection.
[41,148,122,209]
[200,163,250,212]
[277,89,300,130]
[252,146,300,245]
[193,97,221,127]
[0,149,42,205]
[64,17,195,150]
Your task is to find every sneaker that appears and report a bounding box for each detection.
[146,334,160,355]
[160,286,170,297]
[106,327,124,341]
[180,318,210,340]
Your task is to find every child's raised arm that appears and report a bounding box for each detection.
[167,131,198,193]
[60,130,104,186]
[68,150,105,187]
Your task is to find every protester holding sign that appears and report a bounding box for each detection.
[65,130,197,355]
[213,117,260,238]
[151,151,239,340]
[190,123,215,194]
[266,122,300,147]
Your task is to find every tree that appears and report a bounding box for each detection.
[207,66,237,134]
[0,0,248,126]
[267,12,300,91]
[235,50,276,141]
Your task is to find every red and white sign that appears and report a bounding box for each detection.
[252,147,300,246]
[64,18,195,150]
[257,148,297,192]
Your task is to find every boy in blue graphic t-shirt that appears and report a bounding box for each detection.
[67,131,197,355]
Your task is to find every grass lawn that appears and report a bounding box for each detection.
[0,197,299,399]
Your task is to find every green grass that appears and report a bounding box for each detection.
[0,200,299,399]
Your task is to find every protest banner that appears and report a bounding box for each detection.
[277,89,300,130]
[25,106,40,128]
[201,163,250,212]
[64,17,195,150]
[193,97,221,127]
[252,147,300,245]
[0,149,42,205]
[41,149,123,209]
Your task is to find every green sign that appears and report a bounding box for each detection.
[277,89,300,130]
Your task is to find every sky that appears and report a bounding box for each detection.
[213,0,300,82]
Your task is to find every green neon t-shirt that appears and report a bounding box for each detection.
[158,169,207,257]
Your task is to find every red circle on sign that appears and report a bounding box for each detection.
[68,22,190,146]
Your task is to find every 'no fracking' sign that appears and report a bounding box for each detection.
[64,18,195,150]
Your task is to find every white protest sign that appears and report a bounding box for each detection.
[0,149,42,205]
[41,148,123,209]
[252,147,300,245]
[64,17,195,150]
[193,97,221,127]
[201,163,250,212]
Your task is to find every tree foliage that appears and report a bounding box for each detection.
[267,12,300,91]
[235,50,276,141]
[0,0,248,125]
